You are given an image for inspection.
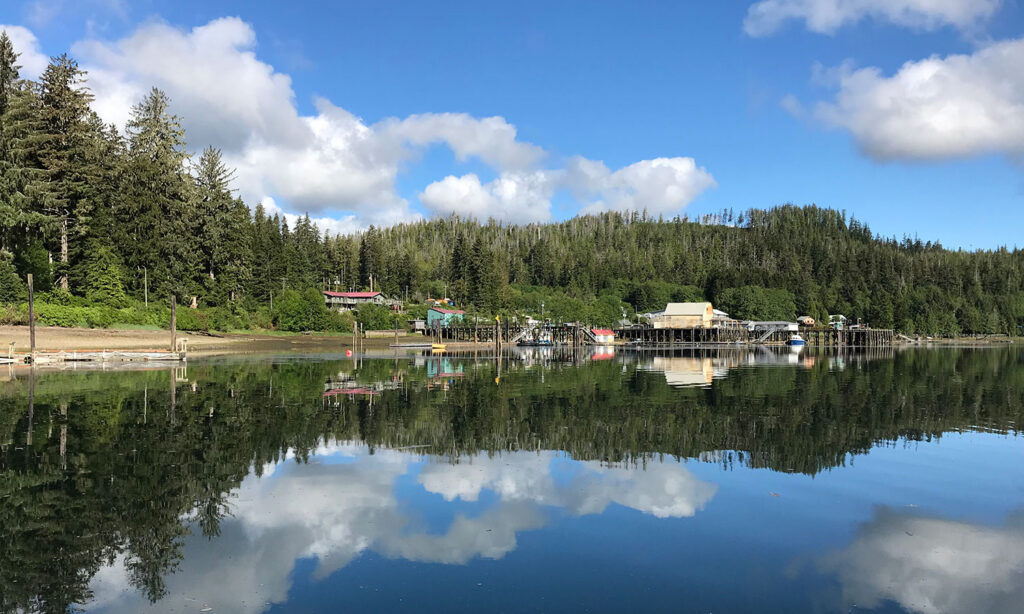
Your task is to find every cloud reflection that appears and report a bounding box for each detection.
[821,508,1024,614]
[85,445,716,612]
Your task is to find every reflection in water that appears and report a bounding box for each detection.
[822,508,1024,614]
[0,347,1022,613]
[83,445,715,613]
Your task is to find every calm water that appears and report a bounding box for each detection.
[2,347,1023,613]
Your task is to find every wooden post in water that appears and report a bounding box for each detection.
[170,295,177,352]
[27,274,35,364]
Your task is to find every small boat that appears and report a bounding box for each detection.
[786,333,806,347]
[518,340,553,347]
[431,343,446,352]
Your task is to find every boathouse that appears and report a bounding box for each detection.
[592,328,615,343]
[652,302,714,329]
[427,307,465,328]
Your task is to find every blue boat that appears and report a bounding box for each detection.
[787,333,806,347]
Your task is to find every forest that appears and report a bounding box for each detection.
[1,33,1023,335]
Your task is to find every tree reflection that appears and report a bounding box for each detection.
[0,348,1021,612]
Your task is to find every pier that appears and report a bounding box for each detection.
[613,325,895,347]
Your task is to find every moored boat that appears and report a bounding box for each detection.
[787,333,806,347]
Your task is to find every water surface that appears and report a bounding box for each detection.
[2,347,1022,613]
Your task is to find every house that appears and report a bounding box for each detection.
[651,302,714,329]
[743,321,799,333]
[427,307,465,328]
[591,328,615,343]
[797,315,816,327]
[323,291,400,312]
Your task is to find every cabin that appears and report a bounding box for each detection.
[591,328,615,343]
[427,307,465,328]
[651,302,714,329]
[323,291,400,312]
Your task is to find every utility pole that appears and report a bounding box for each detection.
[143,267,148,306]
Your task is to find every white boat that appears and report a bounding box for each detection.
[786,333,806,347]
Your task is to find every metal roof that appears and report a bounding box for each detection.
[663,302,713,316]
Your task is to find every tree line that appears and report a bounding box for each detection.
[1,32,1022,334]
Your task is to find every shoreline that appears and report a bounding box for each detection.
[0,325,427,358]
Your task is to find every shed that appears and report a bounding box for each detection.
[591,328,615,343]
[427,307,465,328]
[652,302,714,329]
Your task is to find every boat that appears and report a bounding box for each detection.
[786,333,806,347]
[431,343,446,352]
[517,340,553,347]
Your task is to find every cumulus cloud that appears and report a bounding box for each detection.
[821,508,1024,614]
[744,0,1002,37]
[419,171,557,223]
[810,38,1024,161]
[10,17,713,230]
[568,156,717,216]
[0,24,48,79]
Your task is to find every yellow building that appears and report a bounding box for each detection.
[651,302,714,329]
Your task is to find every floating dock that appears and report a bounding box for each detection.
[10,349,187,365]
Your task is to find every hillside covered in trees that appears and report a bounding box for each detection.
[0,33,1022,335]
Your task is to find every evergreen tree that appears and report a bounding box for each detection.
[116,88,196,300]
[35,54,95,291]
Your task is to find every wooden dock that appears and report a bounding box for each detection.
[16,350,187,364]
[613,326,895,347]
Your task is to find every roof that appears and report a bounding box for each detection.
[323,291,381,298]
[429,307,465,315]
[592,328,614,335]
[662,302,713,316]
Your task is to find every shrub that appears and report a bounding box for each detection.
[356,303,398,330]
[0,304,28,325]
[274,288,331,332]
[174,308,208,331]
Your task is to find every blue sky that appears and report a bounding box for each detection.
[2,0,1022,248]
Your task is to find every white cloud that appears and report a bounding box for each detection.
[811,38,1024,161]
[0,24,48,80]
[11,17,714,230]
[568,156,718,216]
[419,171,557,223]
[822,508,1024,614]
[744,0,1001,37]
[380,113,546,171]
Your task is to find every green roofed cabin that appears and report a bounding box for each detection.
[427,307,465,328]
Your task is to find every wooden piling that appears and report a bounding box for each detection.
[170,295,177,352]
[27,274,35,364]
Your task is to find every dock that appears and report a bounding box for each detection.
[614,326,894,347]
[12,349,187,364]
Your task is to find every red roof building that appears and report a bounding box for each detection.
[323,290,398,311]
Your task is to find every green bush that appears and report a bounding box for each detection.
[274,288,331,332]
[0,303,28,325]
[174,308,208,331]
[356,303,398,330]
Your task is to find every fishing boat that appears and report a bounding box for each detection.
[786,333,806,347]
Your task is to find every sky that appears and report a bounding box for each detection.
[1,0,1022,249]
